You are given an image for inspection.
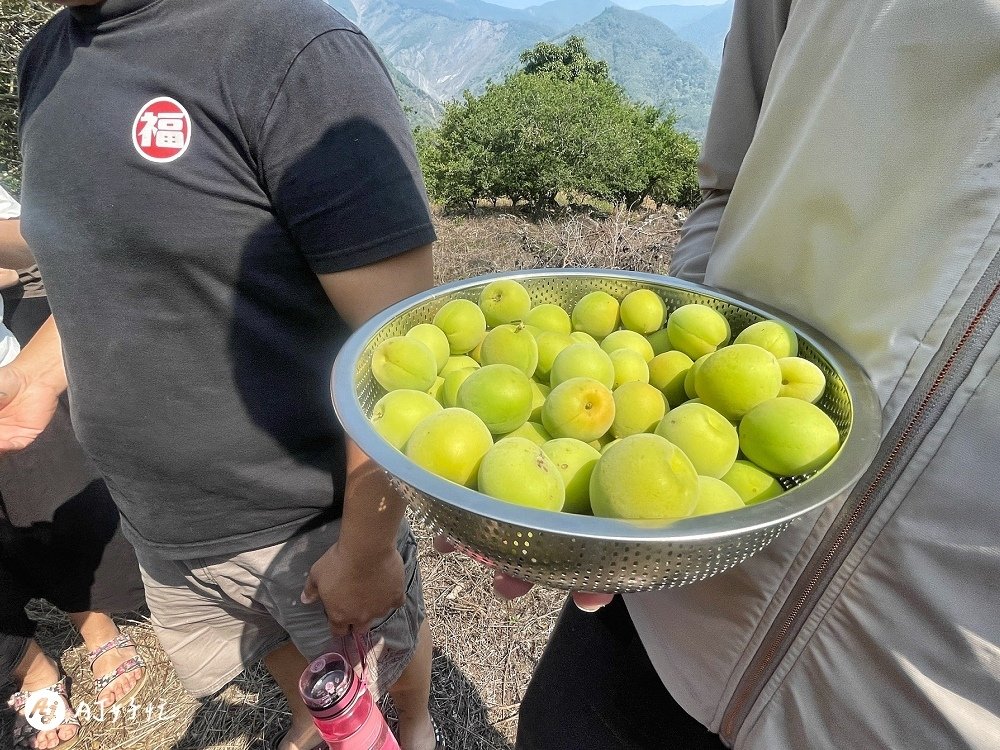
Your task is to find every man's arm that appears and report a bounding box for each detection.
[301,244,434,634]
[316,243,433,329]
[669,0,793,282]
[0,219,34,270]
[0,315,66,451]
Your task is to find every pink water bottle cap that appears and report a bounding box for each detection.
[299,653,358,712]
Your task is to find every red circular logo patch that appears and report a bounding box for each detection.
[132,97,192,163]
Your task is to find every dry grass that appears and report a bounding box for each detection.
[1,206,684,749]
[432,204,685,284]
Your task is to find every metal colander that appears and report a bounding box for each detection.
[332,269,882,593]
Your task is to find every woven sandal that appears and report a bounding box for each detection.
[88,632,148,708]
[7,674,82,750]
[268,729,327,750]
[432,718,447,750]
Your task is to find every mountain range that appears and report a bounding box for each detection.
[325,0,734,135]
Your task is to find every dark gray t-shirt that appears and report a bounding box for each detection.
[17,0,436,559]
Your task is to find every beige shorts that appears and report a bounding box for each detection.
[135,519,425,699]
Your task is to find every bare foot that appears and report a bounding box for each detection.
[72,613,145,708]
[278,719,324,750]
[398,710,438,750]
[10,644,80,750]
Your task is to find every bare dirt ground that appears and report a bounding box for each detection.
[1,206,684,749]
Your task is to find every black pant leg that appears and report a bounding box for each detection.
[516,595,726,750]
[0,290,50,345]
[0,630,33,689]
[0,500,38,687]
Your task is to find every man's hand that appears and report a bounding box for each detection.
[306,245,434,638]
[302,441,409,636]
[433,535,615,612]
[0,316,68,452]
[0,219,34,270]
[302,540,406,636]
[0,362,60,451]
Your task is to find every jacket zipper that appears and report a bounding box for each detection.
[719,268,1000,745]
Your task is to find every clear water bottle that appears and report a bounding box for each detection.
[298,650,400,750]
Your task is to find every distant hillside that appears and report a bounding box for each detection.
[326,0,726,136]
[375,0,527,23]
[345,0,550,101]
[383,53,445,127]
[671,0,734,65]
[561,6,718,134]
[638,3,716,30]
[520,0,615,34]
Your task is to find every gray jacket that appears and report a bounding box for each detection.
[626,1,1000,747]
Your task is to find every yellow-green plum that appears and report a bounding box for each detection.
[721,460,783,505]
[370,389,443,451]
[648,351,694,408]
[405,323,450,373]
[600,329,655,362]
[541,377,616,442]
[441,367,478,408]
[570,331,600,347]
[478,279,532,328]
[695,344,782,421]
[684,354,711,400]
[667,304,731,359]
[440,355,480,377]
[468,338,484,364]
[525,303,572,335]
[427,376,445,403]
[478,437,565,511]
[600,438,621,454]
[550,343,616,389]
[405,408,493,488]
[693,476,746,516]
[778,357,827,403]
[502,421,552,446]
[588,435,611,451]
[541,438,601,514]
[619,289,667,334]
[571,291,620,339]
[611,381,666,439]
[654,401,738,478]
[433,299,487,354]
[371,336,438,392]
[734,320,799,359]
[529,381,549,422]
[479,323,539,377]
[646,328,674,356]
[590,434,699,520]
[535,332,575,383]
[456,364,534,435]
[609,349,650,389]
[739,397,841,476]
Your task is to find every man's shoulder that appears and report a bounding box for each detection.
[17,9,70,84]
[226,0,361,53]
[212,0,368,99]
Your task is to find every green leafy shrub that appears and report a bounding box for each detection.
[419,37,700,213]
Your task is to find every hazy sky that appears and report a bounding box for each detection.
[487,0,727,7]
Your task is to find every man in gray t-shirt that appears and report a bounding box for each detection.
[4,1,443,748]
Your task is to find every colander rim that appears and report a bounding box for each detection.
[331,268,882,545]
